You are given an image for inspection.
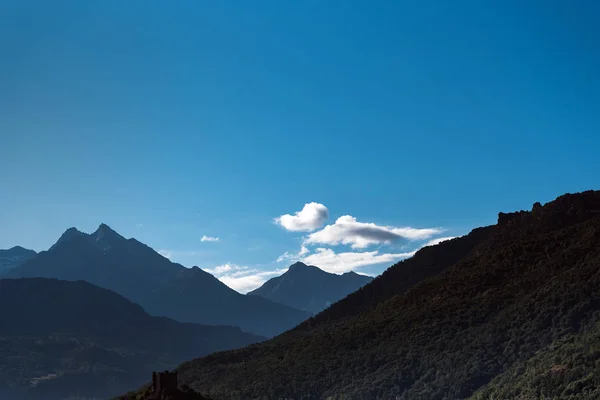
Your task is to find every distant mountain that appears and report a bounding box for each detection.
[128,190,600,400]
[0,278,262,400]
[248,262,373,313]
[0,246,36,274]
[6,224,309,337]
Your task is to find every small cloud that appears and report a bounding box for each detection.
[203,264,239,275]
[300,247,415,274]
[158,249,199,260]
[423,236,456,247]
[275,202,329,232]
[158,249,173,259]
[305,215,442,249]
[201,235,220,242]
[135,223,144,229]
[204,263,287,293]
[276,245,309,263]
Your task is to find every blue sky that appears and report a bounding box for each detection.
[1,0,599,292]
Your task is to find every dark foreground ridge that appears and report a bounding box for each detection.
[119,371,211,400]
[122,190,600,399]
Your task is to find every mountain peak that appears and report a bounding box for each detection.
[7,245,35,254]
[249,262,374,313]
[51,227,86,249]
[94,223,120,235]
[288,261,309,270]
[91,223,125,250]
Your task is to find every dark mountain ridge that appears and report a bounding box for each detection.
[0,277,262,400]
[5,224,310,337]
[137,190,600,399]
[248,261,373,313]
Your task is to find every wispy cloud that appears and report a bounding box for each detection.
[204,263,287,293]
[423,236,456,247]
[275,202,329,232]
[299,248,415,274]
[305,215,442,249]
[276,245,310,263]
[276,233,456,274]
[158,249,199,260]
[201,235,220,242]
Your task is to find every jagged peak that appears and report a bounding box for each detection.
[90,223,126,251]
[289,261,309,270]
[52,227,86,248]
[49,223,127,252]
[92,223,123,237]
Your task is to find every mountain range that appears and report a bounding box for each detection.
[119,190,600,400]
[3,224,310,337]
[0,277,262,400]
[248,261,373,313]
[0,246,36,274]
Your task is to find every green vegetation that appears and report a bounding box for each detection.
[471,318,600,400]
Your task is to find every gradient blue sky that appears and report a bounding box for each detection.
[1,0,599,292]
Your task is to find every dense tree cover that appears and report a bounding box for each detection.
[470,318,600,400]
[0,278,262,400]
[154,190,600,399]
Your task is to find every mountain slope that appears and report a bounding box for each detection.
[151,190,600,400]
[297,225,493,329]
[0,278,262,400]
[0,246,36,275]
[247,262,373,313]
[6,224,310,337]
[470,317,600,400]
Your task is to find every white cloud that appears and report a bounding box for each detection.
[203,264,238,275]
[158,249,199,260]
[275,202,329,232]
[300,248,416,274]
[423,236,456,247]
[305,215,442,249]
[158,249,173,259]
[201,235,220,242]
[203,263,288,293]
[276,245,309,263]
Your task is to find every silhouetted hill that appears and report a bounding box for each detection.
[297,226,493,329]
[248,262,373,313]
[6,224,310,337]
[117,371,212,400]
[0,246,36,274]
[120,385,211,400]
[0,278,262,400]
[129,190,600,399]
